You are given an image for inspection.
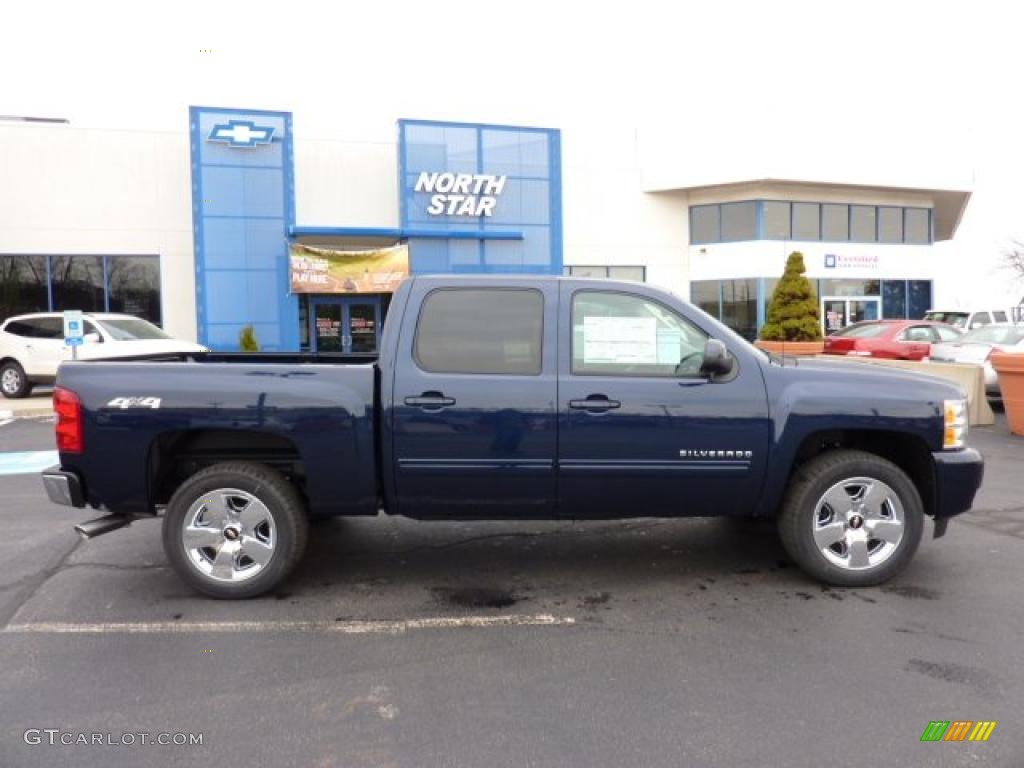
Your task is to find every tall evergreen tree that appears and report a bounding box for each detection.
[760,252,823,341]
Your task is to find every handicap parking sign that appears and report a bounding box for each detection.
[63,310,84,347]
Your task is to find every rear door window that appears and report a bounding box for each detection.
[414,288,543,375]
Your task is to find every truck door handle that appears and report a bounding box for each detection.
[404,391,456,409]
[569,395,621,412]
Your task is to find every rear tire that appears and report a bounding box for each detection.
[777,450,924,587]
[1,361,30,399]
[162,462,309,599]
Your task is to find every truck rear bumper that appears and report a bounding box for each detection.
[42,467,85,508]
[932,447,984,520]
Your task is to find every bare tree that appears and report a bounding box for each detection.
[1005,239,1024,282]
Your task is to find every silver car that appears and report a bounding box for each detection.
[930,324,1024,397]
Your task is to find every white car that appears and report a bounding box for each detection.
[930,324,1024,397]
[923,308,1013,331]
[0,312,207,398]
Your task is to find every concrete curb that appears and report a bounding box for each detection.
[0,408,54,420]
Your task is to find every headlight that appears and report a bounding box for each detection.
[943,399,968,449]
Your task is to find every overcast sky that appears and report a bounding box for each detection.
[4,0,1022,304]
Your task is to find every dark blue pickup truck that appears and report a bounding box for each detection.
[43,276,984,598]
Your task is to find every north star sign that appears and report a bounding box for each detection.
[207,120,276,148]
[415,172,507,216]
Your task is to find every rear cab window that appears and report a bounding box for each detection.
[414,288,543,375]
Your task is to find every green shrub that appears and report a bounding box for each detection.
[239,325,260,352]
[759,252,823,341]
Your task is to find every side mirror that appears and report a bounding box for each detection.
[700,338,734,379]
[83,332,102,344]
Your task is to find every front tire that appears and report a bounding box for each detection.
[162,462,309,599]
[777,450,924,587]
[1,361,30,399]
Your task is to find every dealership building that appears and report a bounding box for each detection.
[0,107,971,351]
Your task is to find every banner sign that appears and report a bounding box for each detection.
[289,243,409,294]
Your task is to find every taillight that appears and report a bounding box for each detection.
[54,386,83,453]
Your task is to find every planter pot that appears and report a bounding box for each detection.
[755,340,825,357]
[991,352,1024,436]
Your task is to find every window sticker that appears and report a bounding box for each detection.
[582,316,657,364]
[656,329,683,365]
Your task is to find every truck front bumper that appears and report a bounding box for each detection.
[932,447,984,522]
[42,467,85,508]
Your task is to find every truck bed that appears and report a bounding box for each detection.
[55,356,380,519]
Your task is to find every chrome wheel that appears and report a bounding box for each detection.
[1,368,22,395]
[811,476,905,571]
[181,489,276,583]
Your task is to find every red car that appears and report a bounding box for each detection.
[823,320,963,360]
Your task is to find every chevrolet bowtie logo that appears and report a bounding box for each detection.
[207,120,275,148]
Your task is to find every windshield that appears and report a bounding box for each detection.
[831,322,889,339]
[959,325,1024,345]
[98,317,172,341]
[924,311,969,328]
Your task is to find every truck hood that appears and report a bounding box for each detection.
[768,355,965,401]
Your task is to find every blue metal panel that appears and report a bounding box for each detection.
[288,225,523,241]
[189,106,298,351]
[398,118,562,276]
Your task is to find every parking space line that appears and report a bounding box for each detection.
[2,614,576,635]
[0,450,59,475]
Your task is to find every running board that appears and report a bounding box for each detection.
[74,514,133,539]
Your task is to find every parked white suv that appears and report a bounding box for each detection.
[0,313,206,398]
[923,308,1013,330]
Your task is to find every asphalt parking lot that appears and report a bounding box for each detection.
[0,415,1022,767]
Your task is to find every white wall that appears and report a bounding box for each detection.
[0,122,196,341]
[294,137,398,228]
[0,120,981,339]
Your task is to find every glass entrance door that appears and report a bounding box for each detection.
[310,297,382,354]
[822,297,880,333]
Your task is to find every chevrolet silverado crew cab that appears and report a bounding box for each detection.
[42,276,984,598]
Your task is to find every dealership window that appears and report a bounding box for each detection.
[822,204,849,241]
[690,280,721,319]
[690,205,721,244]
[106,256,161,321]
[722,279,759,341]
[49,256,105,313]
[877,207,903,243]
[415,288,543,375]
[907,280,932,319]
[762,202,791,240]
[820,278,880,297]
[850,206,877,242]
[721,202,757,241]
[792,203,820,240]
[572,291,708,377]
[564,266,646,282]
[688,201,932,245]
[0,254,161,324]
[882,280,907,319]
[904,208,930,245]
[0,255,49,319]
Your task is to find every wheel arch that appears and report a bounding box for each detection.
[790,429,936,517]
[147,428,306,509]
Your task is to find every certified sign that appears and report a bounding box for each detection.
[63,310,84,347]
